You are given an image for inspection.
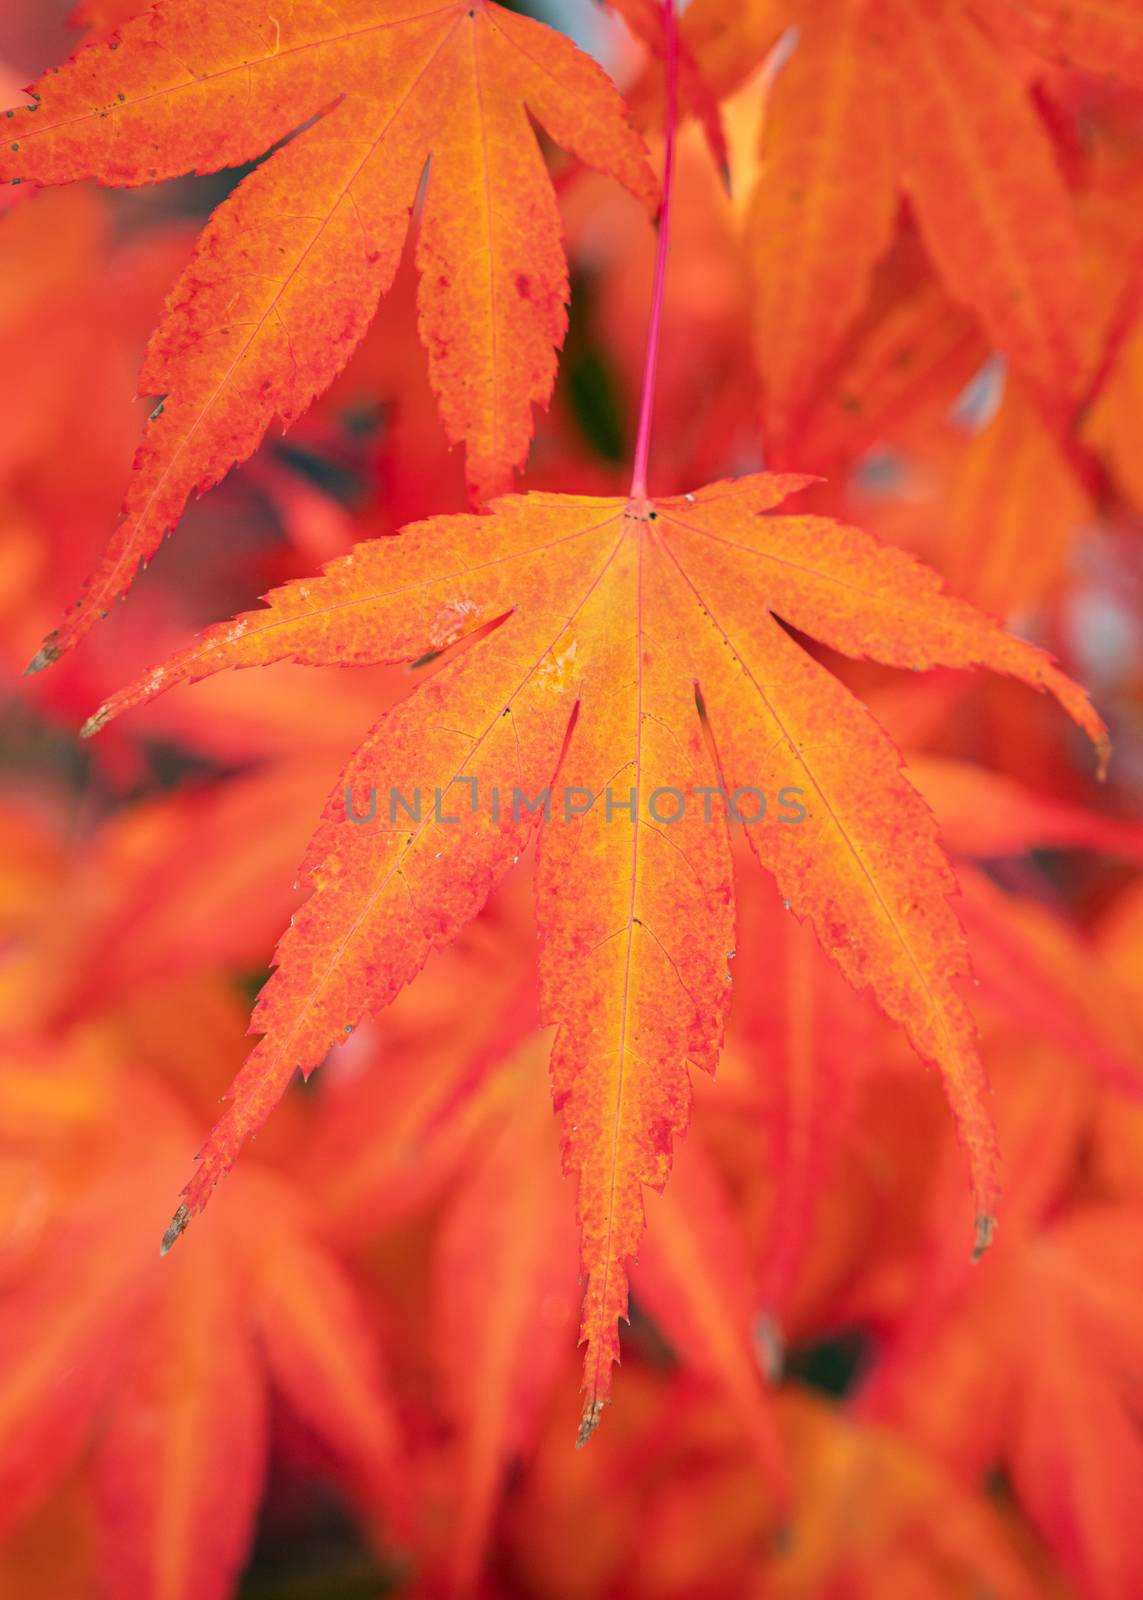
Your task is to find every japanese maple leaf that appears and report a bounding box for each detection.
[430,1037,580,1595]
[849,1021,1143,1600]
[308,983,784,1592]
[672,0,1100,458]
[632,1124,788,1488]
[732,868,880,1326]
[605,0,729,179]
[0,1068,403,1600]
[771,1393,1044,1599]
[0,0,656,667]
[510,1378,1043,1598]
[84,473,1105,1440]
[985,0,1143,87]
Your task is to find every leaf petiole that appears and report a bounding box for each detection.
[629,0,679,503]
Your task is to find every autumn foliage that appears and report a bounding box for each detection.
[2,0,1143,1595]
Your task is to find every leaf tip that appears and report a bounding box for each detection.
[1095,731,1112,783]
[575,1397,605,1449]
[771,1522,794,1556]
[80,706,110,739]
[972,1212,996,1262]
[754,1312,785,1382]
[24,635,60,675]
[159,1202,191,1257]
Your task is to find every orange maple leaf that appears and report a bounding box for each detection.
[1,0,656,667]
[742,0,897,461]
[792,249,988,476]
[875,0,1096,401]
[0,1066,404,1599]
[606,0,730,179]
[430,1038,579,1594]
[671,0,1099,456]
[980,0,1143,87]
[508,1375,1045,1597]
[732,869,880,1324]
[632,1127,788,1488]
[861,1041,1143,1600]
[83,473,1105,1439]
